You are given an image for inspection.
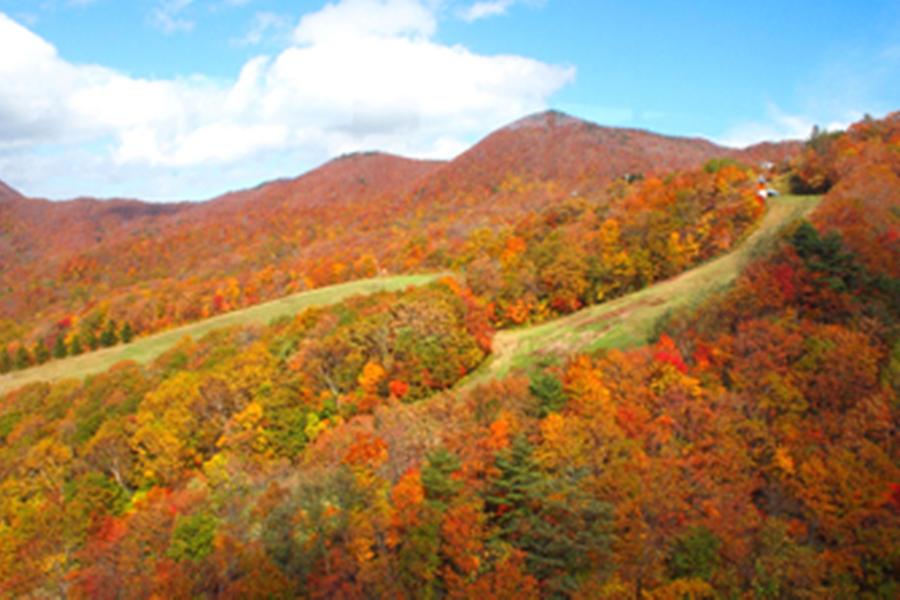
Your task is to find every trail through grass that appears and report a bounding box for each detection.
[464,195,821,384]
[2,196,820,397]
[0,274,439,395]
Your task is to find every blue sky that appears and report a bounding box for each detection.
[0,0,897,201]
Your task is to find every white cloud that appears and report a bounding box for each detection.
[0,2,574,200]
[116,122,289,166]
[716,103,858,148]
[460,0,514,22]
[0,12,107,145]
[233,11,293,47]
[150,0,196,34]
[458,0,545,22]
[294,0,436,44]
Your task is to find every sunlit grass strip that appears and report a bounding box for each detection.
[0,273,440,395]
[474,195,822,381]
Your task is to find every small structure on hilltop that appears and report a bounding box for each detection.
[757,175,769,202]
[756,174,779,200]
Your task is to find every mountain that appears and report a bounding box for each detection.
[0,111,800,345]
[1,196,186,266]
[0,180,21,201]
[434,110,729,186]
[403,110,799,224]
[2,152,440,267]
[0,152,445,333]
[206,151,444,213]
[420,110,798,192]
[1,112,895,600]
[734,139,803,164]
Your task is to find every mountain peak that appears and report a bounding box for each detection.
[310,150,445,184]
[503,109,584,132]
[331,150,391,162]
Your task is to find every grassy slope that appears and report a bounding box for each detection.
[466,195,822,383]
[1,196,819,396]
[0,274,439,395]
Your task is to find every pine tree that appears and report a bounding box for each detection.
[399,447,462,599]
[484,435,613,595]
[69,336,84,356]
[120,321,134,344]
[485,435,544,540]
[100,320,119,347]
[0,348,11,374]
[14,345,31,370]
[529,370,567,416]
[421,447,462,506]
[33,340,50,365]
[668,526,721,581]
[53,335,68,359]
[792,221,861,292]
[85,329,99,351]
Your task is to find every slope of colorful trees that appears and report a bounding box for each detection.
[1,111,796,372]
[0,112,897,598]
[461,161,764,327]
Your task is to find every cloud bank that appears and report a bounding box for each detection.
[0,0,574,200]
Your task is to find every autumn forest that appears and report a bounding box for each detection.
[0,110,898,599]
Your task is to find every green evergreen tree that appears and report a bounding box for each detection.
[421,447,462,507]
[0,348,11,373]
[14,345,31,370]
[120,321,134,344]
[69,336,84,356]
[529,370,567,416]
[668,526,721,581]
[792,221,861,292]
[33,340,50,365]
[397,515,442,598]
[52,335,68,359]
[100,319,119,347]
[85,329,99,351]
[485,435,545,539]
[396,447,463,599]
[484,435,614,596]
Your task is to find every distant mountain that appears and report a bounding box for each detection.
[434,110,728,186]
[208,151,444,212]
[421,110,797,193]
[401,110,799,225]
[0,111,802,343]
[734,139,804,165]
[0,195,186,274]
[0,152,444,326]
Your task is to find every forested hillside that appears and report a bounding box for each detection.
[0,113,896,598]
[0,111,796,375]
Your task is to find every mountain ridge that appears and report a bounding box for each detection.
[0,109,803,349]
[0,179,22,201]
[2,110,798,208]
